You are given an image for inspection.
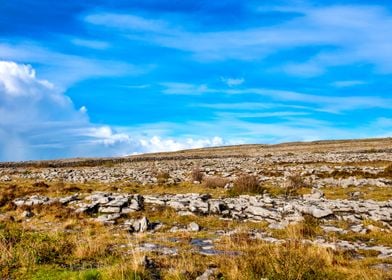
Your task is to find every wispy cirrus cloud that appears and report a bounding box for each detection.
[160,82,211,95]
[331,80,367,88]
[162,82,392,113]
[71,38,110,49]
[0,41,141,86]
[84,4,392,75]
[221,77,245,87]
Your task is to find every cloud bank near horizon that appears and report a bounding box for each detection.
[0,61,230,161]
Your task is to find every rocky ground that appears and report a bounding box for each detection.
[0,138,391,279]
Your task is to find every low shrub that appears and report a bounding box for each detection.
[32,181,49,188]
[0,184,17,208]
[383,163,392,178]
[191,166,204,182]
[283,174,307,198]
[231,175,263,195]
[156,171,170,184]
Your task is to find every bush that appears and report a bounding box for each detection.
[0,184,17,208]
[300,214,320,238]
[203,176,228,189]
[231,175,263,195]
[284,174,307,198]
[32,181,49,188]
[383,164,392,178]
[191,167,204,182]
[156,171,170,184]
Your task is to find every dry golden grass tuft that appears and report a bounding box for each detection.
[383,163,392,178]
[191,166,204,182]
[284,173,310,198]
[202,176,229,189]
[230,174,263,195]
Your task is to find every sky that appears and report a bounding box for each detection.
[0,0,391,161]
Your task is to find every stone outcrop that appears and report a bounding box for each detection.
[143,193,392,224]
[13,192,392,226]
[1,150,390,189]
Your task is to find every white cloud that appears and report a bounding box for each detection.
[0,41,141,87]
[0,61,227,161]
[331,80,366,88]
[85,13,171,33]
[71,38,110,49]
[161,82,211,95]
[85,5,392,74]
[138,136,226,153]
[221,77,245,87]
[79,106,88,114]
[163,83,392,113]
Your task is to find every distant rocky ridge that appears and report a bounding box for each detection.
[0,137,391,168]
[1,150,391,188]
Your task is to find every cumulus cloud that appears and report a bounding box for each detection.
[139,136,224,153]
[0,61,226,161]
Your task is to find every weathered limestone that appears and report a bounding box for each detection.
[142,193,392,224]
[3,149,390,190]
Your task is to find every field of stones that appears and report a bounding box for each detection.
[0,138,391,279]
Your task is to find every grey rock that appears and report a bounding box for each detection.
[139,217,149,232]
[106,197,128,207]
[321,225,347,234]
[187,222,201,232]
[303,188,324,200]
[268,221,288,230]
[95,213,121,224]
[121,207,136,214]
[196,268,217,280]
[209,200,226,214]
[99,206,121,214]
[127,217,150,232]
[59,194,79,204]
[299,205,333,219]
[21,210,33,218]
[350,224,368,234]
[138,243,178,256]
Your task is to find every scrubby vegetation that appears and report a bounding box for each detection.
[191,166,204,182]
[229,174,264,195]
[202,176,228,189]
[284,173,309,198]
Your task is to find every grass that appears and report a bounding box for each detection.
[383,163,392,178]
[202,176,229,189]
[1,193,392,279]
[1,150,392,279]
[322,186,392,201]
[228,174,263,196]
[190,166,204,182]
[0,220,148,280]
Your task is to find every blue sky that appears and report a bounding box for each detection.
[0,0,391,161]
